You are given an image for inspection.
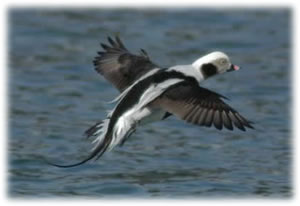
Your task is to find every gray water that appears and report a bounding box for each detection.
[9,8,291,198]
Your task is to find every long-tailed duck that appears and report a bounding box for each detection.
[50,36,253,167]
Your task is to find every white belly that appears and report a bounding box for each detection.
[108,78,184,150]
[118,106,165,128]
[139,107,166,125]
[108,106,165,149]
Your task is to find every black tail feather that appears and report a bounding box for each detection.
[84,121,103,139]
[46,136,111,168]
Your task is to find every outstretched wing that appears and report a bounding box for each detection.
[93,36,158,92]
[153,82,254,131]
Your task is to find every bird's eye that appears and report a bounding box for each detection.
[219,59,227,65]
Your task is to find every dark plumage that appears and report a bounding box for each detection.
[93,36,157,92]
[152,82,253,131]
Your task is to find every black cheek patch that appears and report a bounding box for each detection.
[201,63,217,78]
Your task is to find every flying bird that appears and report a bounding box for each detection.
[50,36,253,168]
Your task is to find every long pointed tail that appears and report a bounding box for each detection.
[47,112,138,168]
[46,137,111,168]
[47,119,113,168]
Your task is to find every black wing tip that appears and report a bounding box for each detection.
[221,95,230,101]
[140,48,149,59]
[221,123,254,132]
[234,121,255,132]
[100,43,110,50]
[216,111,254,132]
[107,36,115,45]
[105,34,127,50]
[238,117,255,131]
[94,36,123,68]
[246,122,255,130]
[114,35,126,49]
[94,35,127,61]
[213,123,222,130]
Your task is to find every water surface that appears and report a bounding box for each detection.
[9,8,291,198]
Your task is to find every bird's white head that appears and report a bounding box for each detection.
[192,51,240,80]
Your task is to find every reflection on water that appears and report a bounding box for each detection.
[9,8,291,198]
